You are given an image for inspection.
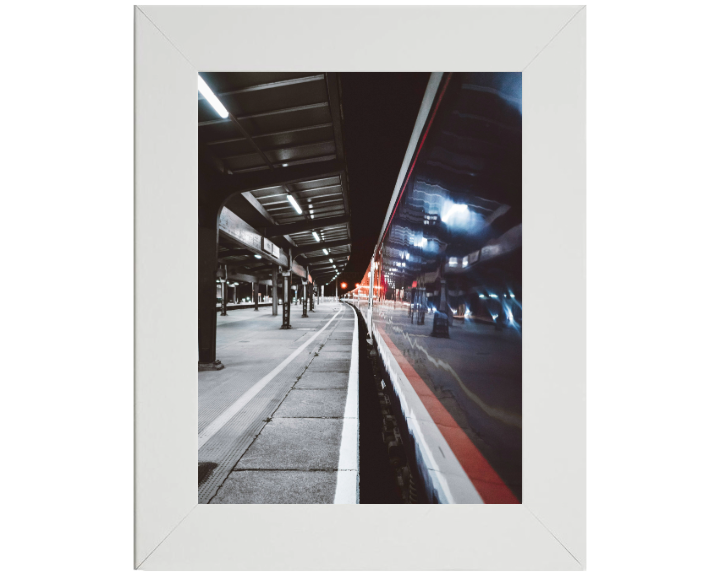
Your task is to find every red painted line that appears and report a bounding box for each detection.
[376,323,519,504]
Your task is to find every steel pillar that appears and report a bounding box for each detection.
[253,281,259,311]
[220,276,228,316]
[310,282,315,312]
[271,267,278,316]
[281,271,291,329]
[302,281,308,318]
[198,206,223,371]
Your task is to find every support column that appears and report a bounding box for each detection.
[253,280,259,311]
[310,282,315,312]
[302,280,308,318]
[220,267,228,316]
[198,203,223,371]
[281,271,291,329]
[271,266,278,316]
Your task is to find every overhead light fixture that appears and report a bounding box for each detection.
[287,195,302,215]
[308,204,313,208]
[197,75,229,118]
[282,163,289,167]
[329,258,333,262]
[311,214,314,219]
[254,254,261,259]
[323,249,329,255]
[312,231,320,242]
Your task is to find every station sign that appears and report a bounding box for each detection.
[263,237,280,259]
[219,207,288,267]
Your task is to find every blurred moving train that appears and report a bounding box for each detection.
[347,72,522,504]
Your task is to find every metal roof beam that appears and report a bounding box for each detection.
[198,102,328,127]
[265,215,350,237]
[199,75,324,100]
[303,252,350,264]
[205,123,333,146]
[206,159,343,199]
[218,248,252,260]
[293,239,351,255]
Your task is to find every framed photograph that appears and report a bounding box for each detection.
[135,5,585,570]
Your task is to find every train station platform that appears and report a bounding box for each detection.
[198,301,359,504]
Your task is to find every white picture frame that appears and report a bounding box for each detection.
[135,5,586,570]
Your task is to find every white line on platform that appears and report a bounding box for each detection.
[198,308,344,450]
[334,304,360,504]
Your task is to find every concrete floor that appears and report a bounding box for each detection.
[198,300,357,504]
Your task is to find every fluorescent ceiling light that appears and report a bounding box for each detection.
[323,249,329,255]
[311,214,314,219]
[198,75,229,118]
[329,258,333,262]
[312,231,320,242]
[287,195,302,214]
[254,254,261,259]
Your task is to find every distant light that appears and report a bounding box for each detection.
[509,291,516,298]
[323,249,329,255]
[489,294,498,298]
[309,210,314,214]
[309,204,313,208]
[479,294,486,299]
[311,214,314,219]
[441,203,469,225]
[287,195,302,214]
[282,163,289,167]
[448,257,458,267]
[254,254,261,259]
[198,75,229,118]
[329,258,333,262]
[312,231,320,242]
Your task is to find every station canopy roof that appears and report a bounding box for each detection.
[199,72,351,285]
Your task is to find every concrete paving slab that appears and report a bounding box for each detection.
[294,371,349,389]
[211,471,337,504]
[305,358,352,372]
[315,351,351,360]
[235,418,343,470]
[321,344,353,352]
[274,389,347,418]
